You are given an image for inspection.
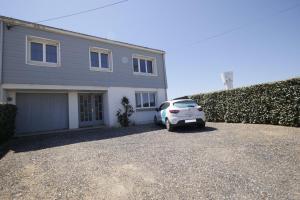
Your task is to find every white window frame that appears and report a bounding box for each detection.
[135,91,157,109]
[89,47,113,72]
[132,54,157,76]
[26,35,61,67]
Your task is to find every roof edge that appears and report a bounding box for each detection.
[0,16,165,54]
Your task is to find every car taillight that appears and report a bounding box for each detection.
[198,107,203,111]
[169,109,180,114]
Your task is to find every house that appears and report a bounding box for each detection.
[0,16,168,135]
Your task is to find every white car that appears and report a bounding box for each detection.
[154,99,206,131]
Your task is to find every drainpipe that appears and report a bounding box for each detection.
[162,52,168,100]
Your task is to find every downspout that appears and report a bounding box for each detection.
[162,52,168,100]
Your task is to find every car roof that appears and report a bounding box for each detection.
[163,99,195,104]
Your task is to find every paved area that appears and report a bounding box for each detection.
[0,123,299,199]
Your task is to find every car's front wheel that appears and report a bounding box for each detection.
[165,119,174,131]
[197,121,206,128]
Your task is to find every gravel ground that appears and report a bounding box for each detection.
[0,122,299,200]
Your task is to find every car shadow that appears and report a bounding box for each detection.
[0,142,10,159]
[173,126,217,134]
[2,124,164,155]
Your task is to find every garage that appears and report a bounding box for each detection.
[15,93,69,134]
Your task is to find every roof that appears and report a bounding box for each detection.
[0,16,165,54]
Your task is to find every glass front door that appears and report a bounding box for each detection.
[79,94,103,127]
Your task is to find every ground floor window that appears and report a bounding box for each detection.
[135,92,156,108]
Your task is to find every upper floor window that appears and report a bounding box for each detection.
[26,36,60,67]
[89,47,113,72]
[135,92,156,109]
[132,54,156,76]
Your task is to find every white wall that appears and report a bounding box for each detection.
[6,90,16,105]
[68,92,79,129]
[2,86,167,129]
[107,87,167,127]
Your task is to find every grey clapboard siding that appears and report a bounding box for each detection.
[2,24,167,89]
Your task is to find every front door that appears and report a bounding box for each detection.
[79,94,103,127]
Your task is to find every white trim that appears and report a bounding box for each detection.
[26,35,61,67]
[6,91,16,105]
[133,54,156,60]
[0,86,5,103]
[0,16,165,54]
[9,90,68,94]
[132,54,157,76]
[2,84,108,91]
[2,83,166,91]
[89,47,113,72]
[6,90,105,94]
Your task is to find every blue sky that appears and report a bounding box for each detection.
[1,0,299,98]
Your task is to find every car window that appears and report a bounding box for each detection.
[158,103,165,110]
[173,100,198,108]
[159,102,170,110]
[161,102,170,110]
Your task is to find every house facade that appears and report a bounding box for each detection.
[0,16,168,135]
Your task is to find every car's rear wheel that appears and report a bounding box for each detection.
[165,119,174,131]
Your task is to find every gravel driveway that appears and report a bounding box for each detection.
[0,123,299,199]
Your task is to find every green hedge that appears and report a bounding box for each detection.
[0,104,17,144]
[191,78,300,127]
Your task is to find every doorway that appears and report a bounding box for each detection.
[79,93,103,127]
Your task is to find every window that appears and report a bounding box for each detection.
[46,45,58,63]
[149,93,156,107]
[147,60,153,73]
[90,52,99,67]
[159,102,170,111]
[26,36,60,67]
[135,93,142,108]
[135,92,156,108]
[101,53,109,68]
[132,55,156,75]
[140,59,146,73]
[173,100,198,108]
[133,58,139,72]
[142,93,149,107]
[30,42,43,61]
[89,47,112,71]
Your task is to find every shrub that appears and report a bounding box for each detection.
[0,104,17,144]
[191,78,300,127]
[116,97,134,127]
